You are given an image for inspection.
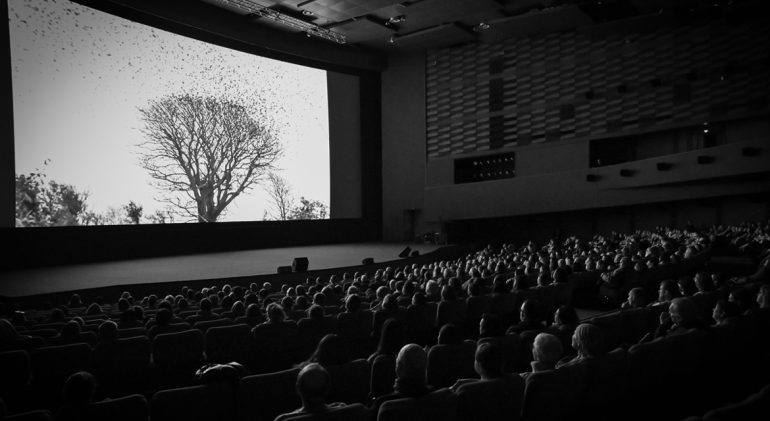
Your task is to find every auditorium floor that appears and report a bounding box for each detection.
[0,242,440,298]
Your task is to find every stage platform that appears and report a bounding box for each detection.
[0,242,445,298]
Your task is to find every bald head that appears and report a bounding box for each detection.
[296,363,330,406]
[396,343,427,382]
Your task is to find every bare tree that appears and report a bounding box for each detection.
[137,94,282,222]
[264,172,293,220]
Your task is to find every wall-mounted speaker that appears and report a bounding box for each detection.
[619,169,634,177]
[362,257,374,265]
[398,247,411,258]
[742,147,761,157]
[277,265,292,274]
[586,174,599,182]
[292,257,309,272]
[656,162,673,171]
[697,155,715,164]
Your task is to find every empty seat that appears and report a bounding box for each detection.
[0,350,31,414]
[236,367,300,421]
[326,359,371,404]
[152,329,204,387]
[369,355,396,399]
[276,403,369,421]
[377,387,458,421]
[426,341,476,389]
[31,343,93,409]
[94,336,151,397]
[521,362,587,421]
[455,375,525,421]
[205,324,251,364]
[86,394,148,421]
[151,383,233,421]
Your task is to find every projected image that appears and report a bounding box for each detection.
[10,0,330,226]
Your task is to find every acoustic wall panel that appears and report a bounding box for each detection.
[425,17,770,159]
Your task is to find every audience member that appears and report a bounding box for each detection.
[274,363,348,420]
[521,333,563,380]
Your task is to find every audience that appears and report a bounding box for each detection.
[371,344,432,416]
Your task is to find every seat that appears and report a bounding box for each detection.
[236,367,300,421]
[326,359,371,404]
[455,375,525,421]
[588,311,622,351]
[336,311,374,360]
[151,329,204,387]
[0,350,31,414]
[377,387,458,421]
[277,403,369,421]
[193,318,233,333]
[405,304,437,347]
[703,383,770,421]
[117,327,147,339]
[31,343,93,409]
[575,348,631,420]
[205,324,251,364]
[151,383,233,421]
[372,308,406,339]
[435,300,467,329]
[94,336,151,397]
[86,394,148,421]
[426,341,477,388]
[521,362,587,421]
[250,321,298,373]
[369,354,396,399]
[0,410,53,421]
[296,318,334,362]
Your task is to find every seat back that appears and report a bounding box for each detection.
[151,383,233,421]
[0,350,31,414]
[369,355,396,399]
[236,367,300,421]
[31,343,93,409]
[278,403,369,421]
[193,318,233,333]
[205,324,251,364]
[522,363,587,421]
[87,394,148,421]
[117,327,147,339]
[456,375,525,421]
[478,334,521,374]
[152,329,204,377]
[377,388,458,421]
[326,359,371,404]
[426,341,477,388]
[0,409,53,421]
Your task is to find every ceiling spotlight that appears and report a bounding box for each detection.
[387,15,406,25]
[474,22,490,31]
[301,10,314,16]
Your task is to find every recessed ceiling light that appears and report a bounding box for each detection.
[301,10,314,16]
[474,22,490,31]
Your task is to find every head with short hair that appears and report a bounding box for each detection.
[572,323,604,358]
[520,299,541,323]
[479,313,503,338]
[658,280,679,303]
[758,284,770,309]
[474,342,503,379]
[532,332,563,365]
[307,334,350,367]
[437,323,462,345]
[376,318,406,356]
[344,294,361,313]
[395,344,427,383]
[155,308,172,327]
[61,320,81,339]
[200,298,212,314]
[266,303,286,323]
[62,371,96,407]
[553,305,578,326]
[669,297,699,325]
[712,299,740,324]
[627,288,647,308]
[425,280,439,297]
[296,363,331,410]
[97,320,118,343]
[729,287,754,313]
[246,303,261,319]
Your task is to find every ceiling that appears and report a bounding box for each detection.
[199,0,760,52]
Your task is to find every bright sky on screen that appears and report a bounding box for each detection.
[9,0,330,223]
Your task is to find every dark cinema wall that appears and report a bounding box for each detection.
[425,14,770,159]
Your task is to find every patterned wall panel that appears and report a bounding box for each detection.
[425,17,770,159]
